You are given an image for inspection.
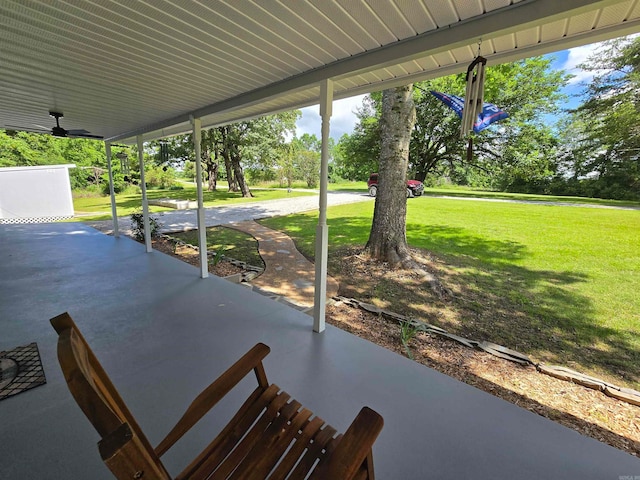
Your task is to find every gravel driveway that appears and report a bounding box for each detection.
[88,190,373,234]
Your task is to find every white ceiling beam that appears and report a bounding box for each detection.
[328,16,640,100]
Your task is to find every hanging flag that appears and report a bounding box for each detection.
[430,91,508,133]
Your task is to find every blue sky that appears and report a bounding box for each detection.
[295,40,610,140]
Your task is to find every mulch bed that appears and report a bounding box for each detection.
[150,236,244,277]
[326,301,640,456]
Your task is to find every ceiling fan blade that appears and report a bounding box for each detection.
[4,125,50,133]
[4,120,102,140]
[68,129,103,139]
[69,132,104,140]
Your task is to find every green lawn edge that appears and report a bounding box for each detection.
[259,196,640,389]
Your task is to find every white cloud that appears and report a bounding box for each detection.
[562,34,639,85]
[562,42,605,85]
[296,94,366,140]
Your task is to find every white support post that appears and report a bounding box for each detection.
[313,79,333,333]
[191,115,209,279]
[105,142,119,237]
[137,135,152,253]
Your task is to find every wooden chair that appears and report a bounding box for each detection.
[51,312,383,479]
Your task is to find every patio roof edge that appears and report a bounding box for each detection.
[106,0,621,144]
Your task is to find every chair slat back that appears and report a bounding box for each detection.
[52,312,170,479]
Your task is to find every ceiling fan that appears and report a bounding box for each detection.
[5,111,103,139]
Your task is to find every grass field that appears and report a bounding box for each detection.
[326,180,640,207]
[260,197,640,388]
[72,183,314,221]
[170,226,264,267]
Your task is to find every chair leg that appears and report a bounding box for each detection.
[365,450,375,480]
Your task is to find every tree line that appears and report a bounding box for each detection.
[162,113,325,197]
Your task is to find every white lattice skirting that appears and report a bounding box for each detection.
[0,216,73,224]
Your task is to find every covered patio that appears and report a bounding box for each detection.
[2,0,640,478]
[3,1,640,330]
[1,222,639,478]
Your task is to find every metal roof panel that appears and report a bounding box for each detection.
[0,0,637,142]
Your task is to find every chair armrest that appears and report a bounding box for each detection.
[311,407,384,480]
[155,343,270,456]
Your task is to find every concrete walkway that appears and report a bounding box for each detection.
[89,193,355,308]
[230,221,339,307]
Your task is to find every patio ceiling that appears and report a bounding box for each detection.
[1,0,639,144]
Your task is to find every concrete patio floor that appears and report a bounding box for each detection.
[1,222,639,479]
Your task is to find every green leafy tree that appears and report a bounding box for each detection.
[289,134,322,188]
[0,130,105,168]
[337,57,569,189]
[474,58,568,192]
[200,128,221,191]
[333,98,381,180]
[159,131,220,191]
[296,150,321,188]
[565,35,640,199]
[141,112,298,195]
[218,111,299,197]
[0,130,113,190]
[276,144,296,188]
[297,132,321,152]
[145,164,176,189]
[182,160,196,180]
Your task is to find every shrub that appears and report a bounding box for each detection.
[211,247,226,267]
[400,320,420,360]
[130,211,162,241]
[245,167,276,184]
[69,168,90,190]
[145,165,176,189]
[100,172,127,195]
[296,150,320,188]
[328,171,344,184]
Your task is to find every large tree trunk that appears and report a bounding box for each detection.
[207,142,219,191]
[220,127,238,192]
[205,154,218,191]
[200,130,218,191]
[224,154,237,191]
[365,85,416,267]
[231,146,253,198]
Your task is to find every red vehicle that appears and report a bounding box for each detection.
[367,173,424,198]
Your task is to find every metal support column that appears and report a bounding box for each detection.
[136,135,152,253]
[105,142,119,237]
[313,79,333,333]
[191,115,209,278]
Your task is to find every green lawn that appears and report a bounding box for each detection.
[258,178,640,208]
[72,183,314,221]
[260,197,640,388]
[170,226,264,268]
[327,180,640,207]
[421,185,640,207]
[328,180,368,192]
